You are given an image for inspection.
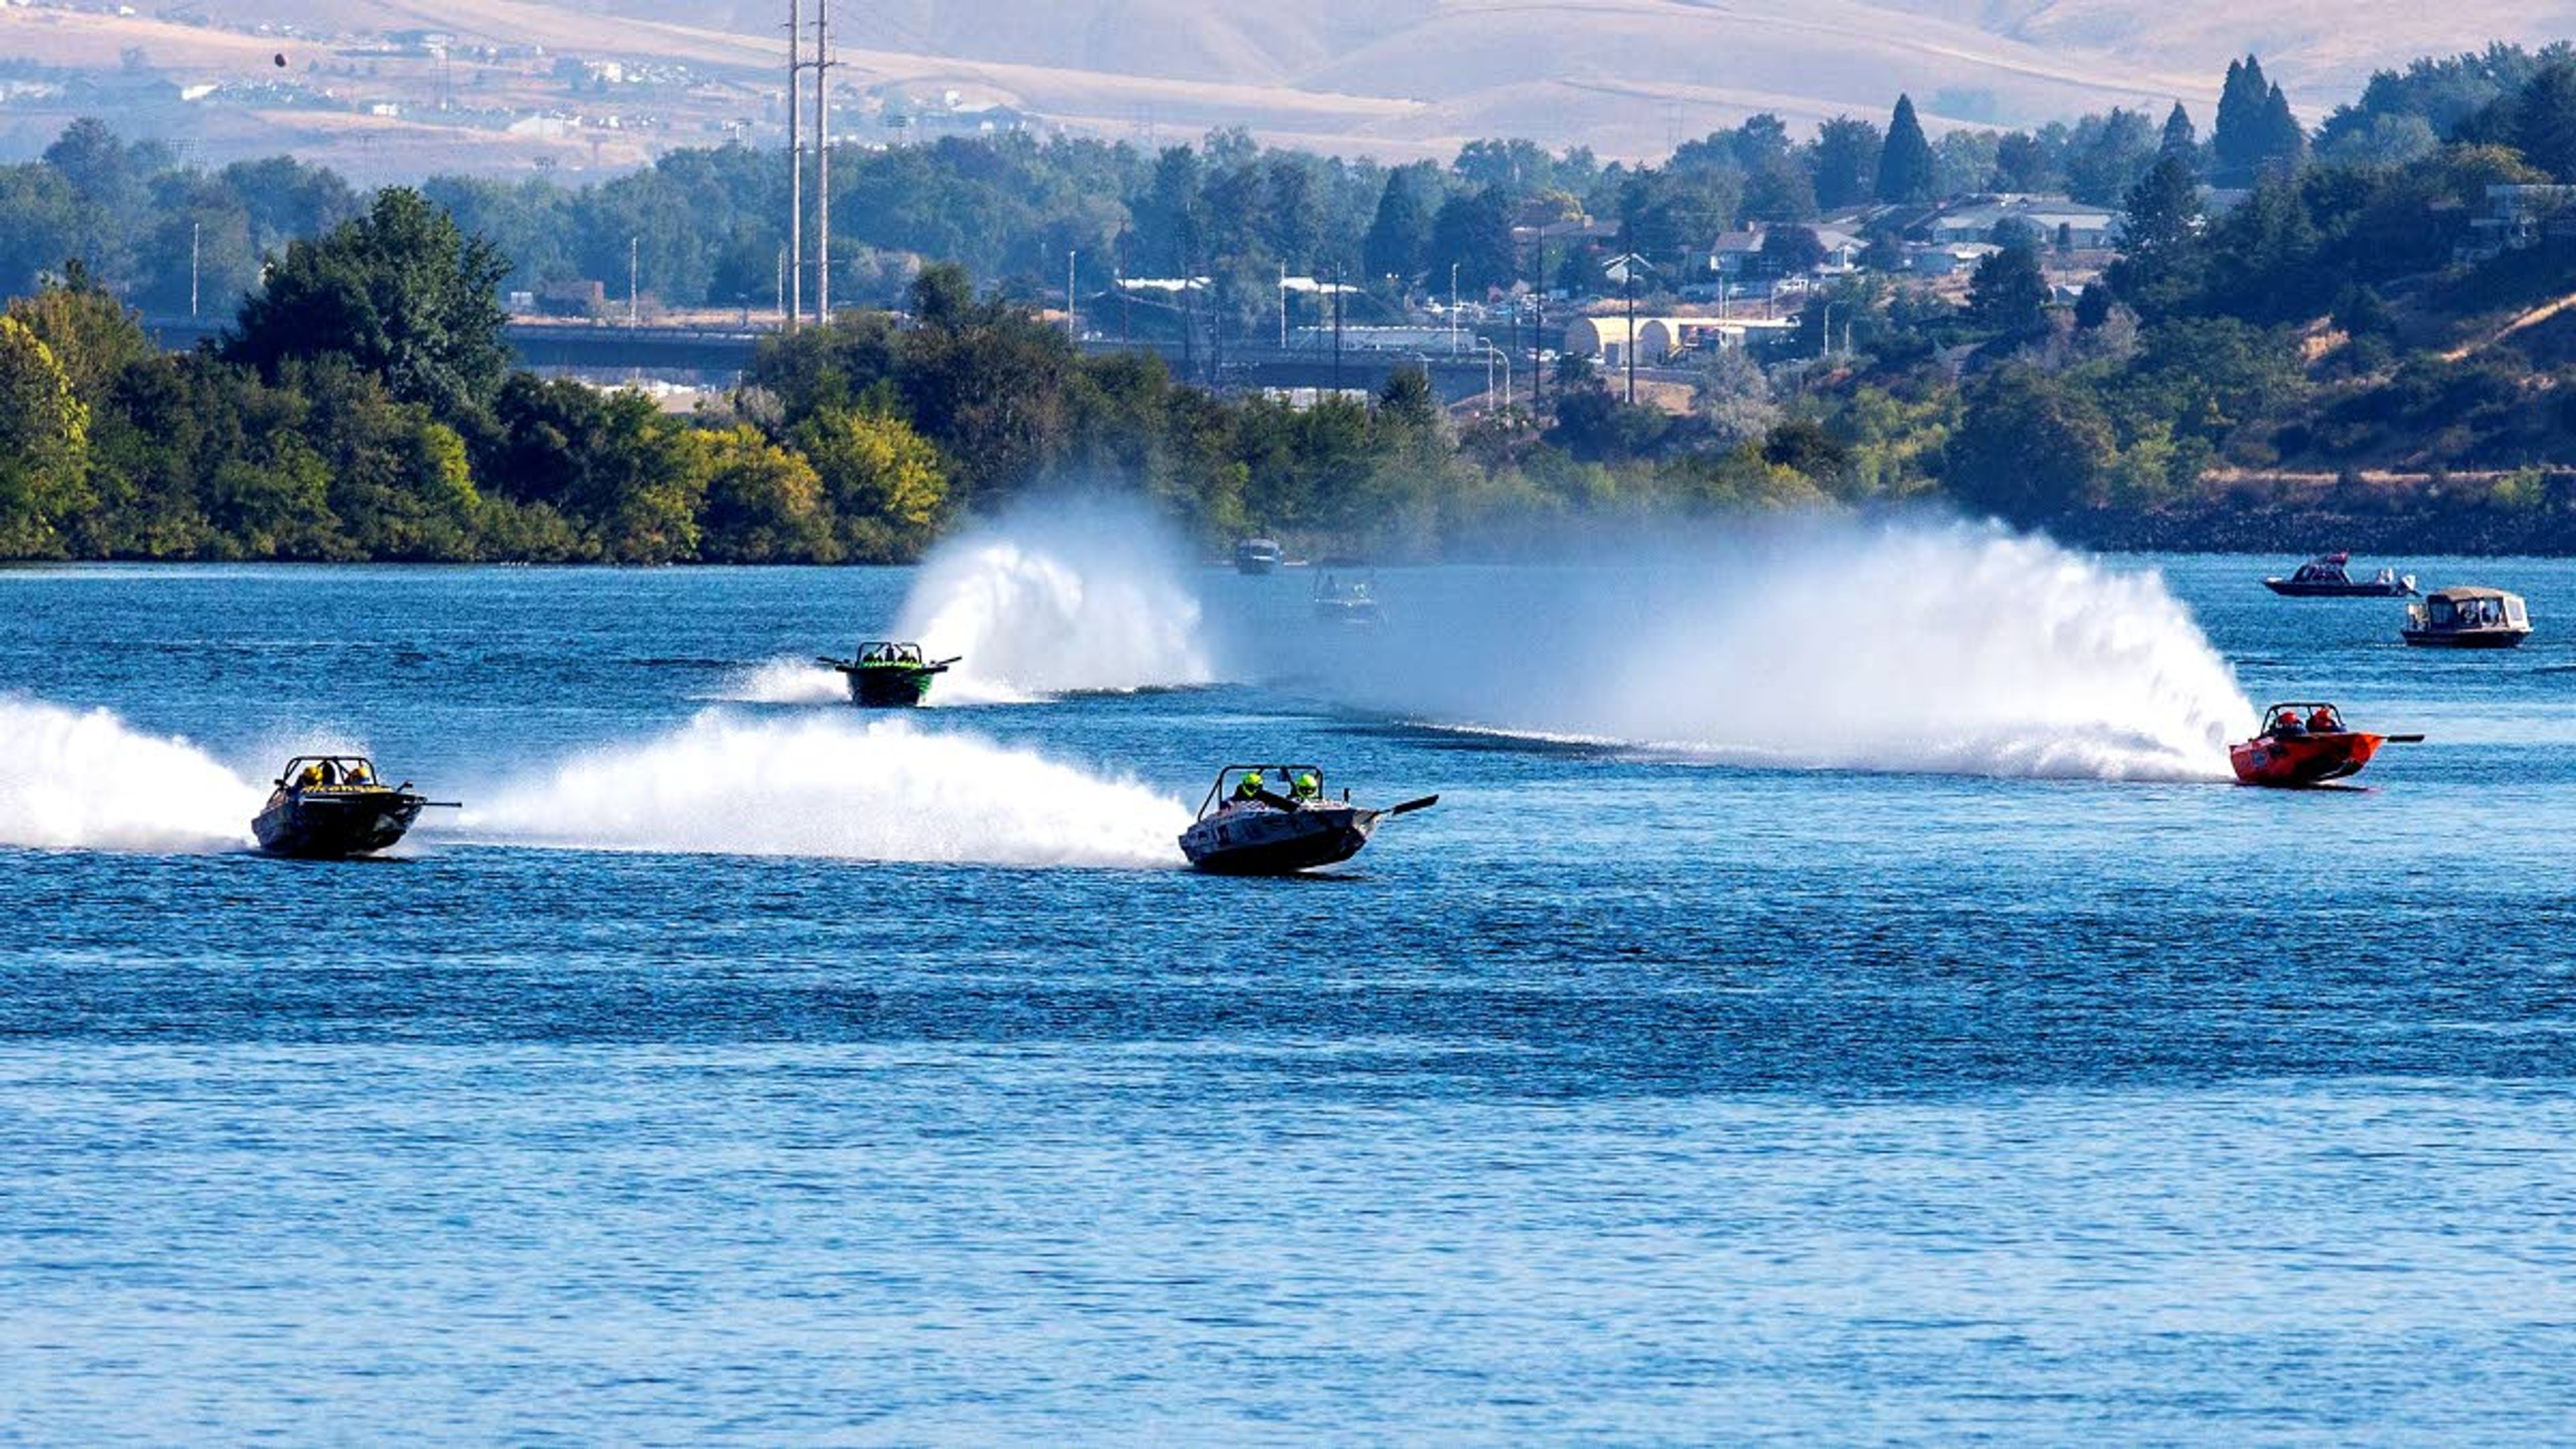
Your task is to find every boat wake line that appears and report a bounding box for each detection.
[0,697,1189,867]
[0,697,266,852]
[1285,520,2257,782]
[456,711,1189,867]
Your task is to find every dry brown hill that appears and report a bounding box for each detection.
[3,0,2571,176]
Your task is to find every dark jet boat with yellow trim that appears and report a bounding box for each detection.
[817,641,960,707]
[253,755,458,859]
[1178,763,1437,874]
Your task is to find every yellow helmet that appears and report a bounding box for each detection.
[1295,772,1318,792]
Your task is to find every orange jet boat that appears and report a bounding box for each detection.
[2230,702,2422,788]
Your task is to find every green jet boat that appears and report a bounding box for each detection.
[817,641,960,707]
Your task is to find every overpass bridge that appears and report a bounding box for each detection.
[138,317,1523,403]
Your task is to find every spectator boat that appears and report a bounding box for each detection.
[2402,587,2530,648]
[818,641,959,706]
[1234,538,1284,575]
[1178,764,1436,874]
[2263,552,2416,597]
[2229,704,2421,788]
[1311,570,1381,627]
[253,755,458,857]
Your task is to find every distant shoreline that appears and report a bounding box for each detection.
[2055,506,2576,558]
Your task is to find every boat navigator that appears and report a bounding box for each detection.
[253,755,458,858]
[2402,587,2530,649]
[1178,764,1436,874]
[1311,570,1382,627]
[2263,552,2417,597]
[816,641,959,706]
[2229,703,2422,788]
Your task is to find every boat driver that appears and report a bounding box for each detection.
[1290,771,1321,804]
[2271,709,2306,739]
[1233,769,1267,805]
[2306,707,2338,734]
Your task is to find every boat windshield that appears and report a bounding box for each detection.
[284,756,376,787]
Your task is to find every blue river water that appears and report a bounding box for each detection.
[3,525,2573,1442]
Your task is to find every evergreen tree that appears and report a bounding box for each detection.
[1876,95,1937,203]
[2103,156,2204,316]
[2260,83,2308,175]
[2213,55,2302,181]
[2160,103,2198,163]
[2509,60,2576,180]
[1426,186,1517,292]
[1362,166,1434,286]
[1969,239,2049,337]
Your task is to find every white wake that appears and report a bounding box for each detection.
[0,698,266,851]
[893,498,1215,702]
[1306,521,2256,781]
[462,710,1189,867]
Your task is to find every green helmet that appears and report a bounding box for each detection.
[1295,771,1318,793]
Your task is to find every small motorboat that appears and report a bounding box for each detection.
[253,755,458,858]
[2264,552,2417,597]
[1234,538,1284,575]
[817,641,959,706]
[2402,587,2530,648]
[1178,764,1436,874]
[2229,703,2422,788]
[1312,571,1381,627]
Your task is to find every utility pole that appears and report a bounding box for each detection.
[629,235,639,328]
[1330,261,1342,393]
[785,0,801,331]
[813,0,831,321]
[1603,253,1650,406]
[189,220,200,319]
[1449,261,1460,355]
[1067,248,1078,341]
[1277,262,1287,349]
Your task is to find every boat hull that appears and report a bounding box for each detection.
[2230,732,2385,788]
[1179,804,1378,873]
[253,788,427,858]
[841,665,938,706]
[2402,627,2528,649]
[2265,579,2412,597]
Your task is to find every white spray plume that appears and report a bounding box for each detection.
[463,710,1189,867]
[1310,520,2256,781]
[716,655,849,705]
[894,496,1215,702]
[0,698,265,851]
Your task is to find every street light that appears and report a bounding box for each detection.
[1477,337,1513,410]
[1442,258,1463,353]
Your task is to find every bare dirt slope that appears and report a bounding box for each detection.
[5,0,2570,172]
